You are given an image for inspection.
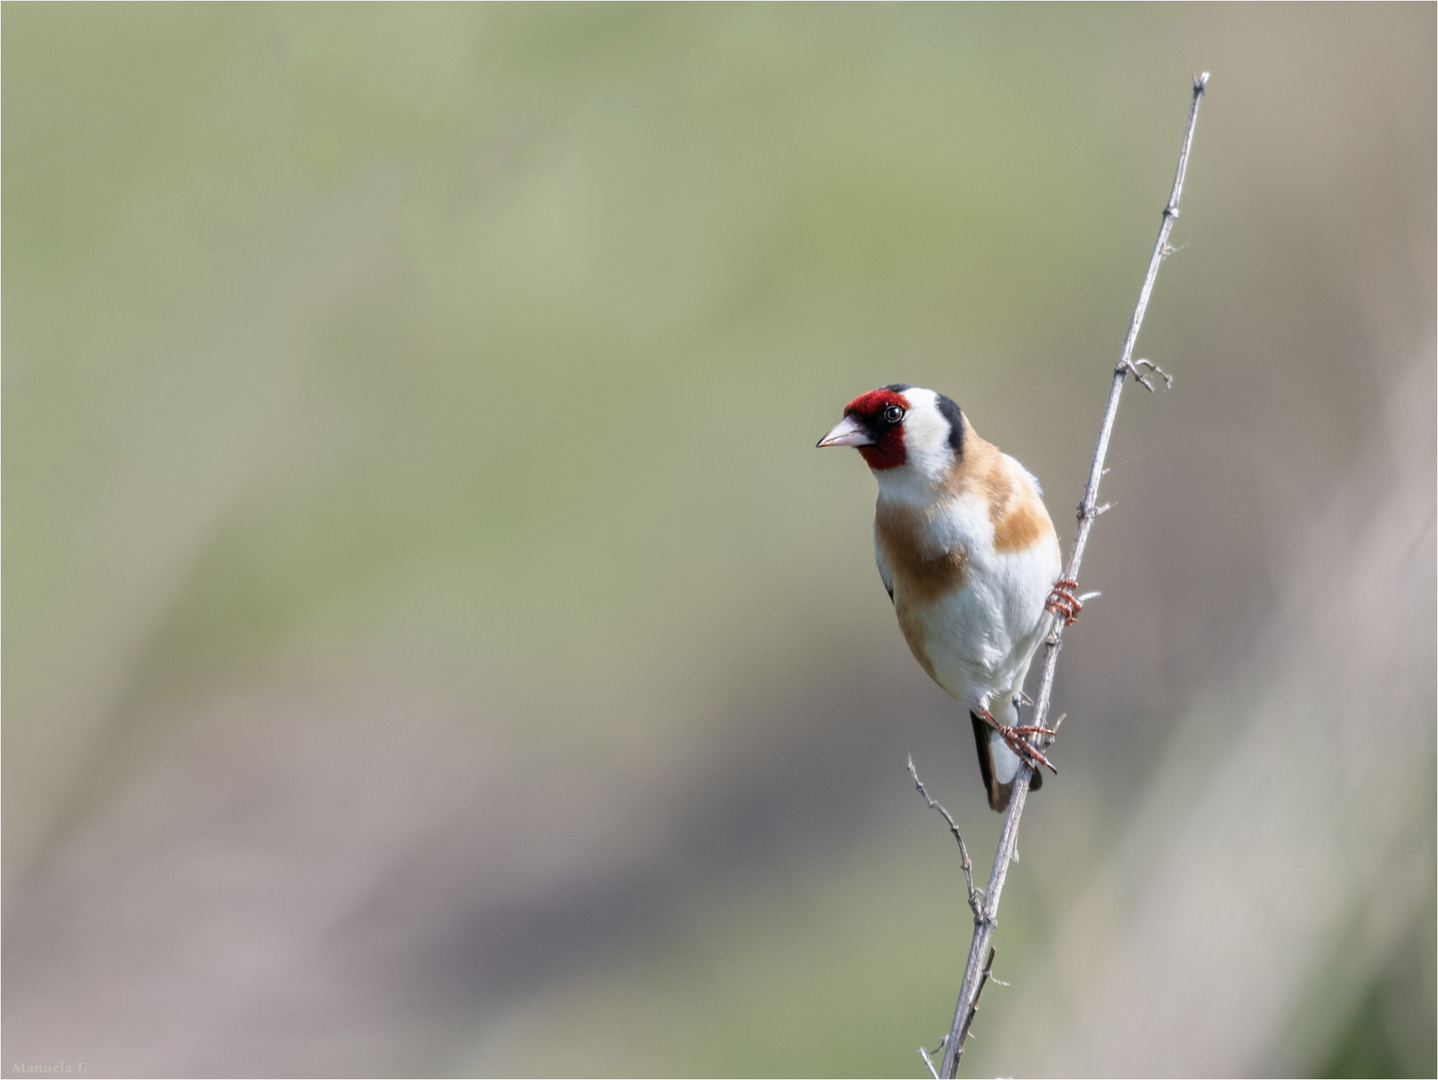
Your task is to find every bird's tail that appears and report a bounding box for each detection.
[970,711,1042,813]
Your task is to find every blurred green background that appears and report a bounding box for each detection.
[4,4,1434,1077]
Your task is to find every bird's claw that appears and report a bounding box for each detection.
[999,724,1058,775]
[979,708,1058,775]
[1045,577,1082,626]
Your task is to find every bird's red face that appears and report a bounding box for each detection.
[817,386,911,470]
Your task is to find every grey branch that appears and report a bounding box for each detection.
[957,948,997,1051]
[935,72,1209,1080]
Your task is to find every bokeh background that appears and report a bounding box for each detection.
[4,5,1434,1077]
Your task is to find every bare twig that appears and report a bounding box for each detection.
[936,73,1209,1079]
[909,754,984,917]
[919,1041,943,1080]
[1130,358,1174,393]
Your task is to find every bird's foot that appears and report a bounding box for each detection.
[978,708,1058,775]
[998,724,1058,774]
[1045,578,1082,626]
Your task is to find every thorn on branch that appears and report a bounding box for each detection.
[908,755,984,917]
[1038,714,1067,752]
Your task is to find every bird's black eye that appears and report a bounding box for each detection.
[883,405,905,424]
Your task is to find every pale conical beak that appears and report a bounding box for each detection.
[816,415,874,448]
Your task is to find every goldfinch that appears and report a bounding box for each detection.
[818,385,1078,812]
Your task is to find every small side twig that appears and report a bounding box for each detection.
[1127,357,1174,393]
[919,1039,943,1080]
[908,755,982,917]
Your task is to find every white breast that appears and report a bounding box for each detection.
[880,480,1060,720]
